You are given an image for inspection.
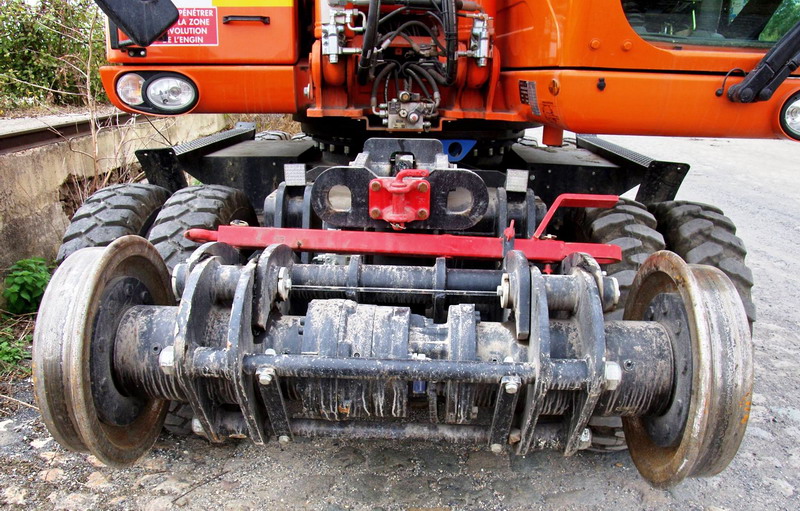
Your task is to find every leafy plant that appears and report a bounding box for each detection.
[0,0,107,110]
[0,326,30,364]
[3,258,51,315]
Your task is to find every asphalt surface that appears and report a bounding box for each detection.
[1,135,798,510]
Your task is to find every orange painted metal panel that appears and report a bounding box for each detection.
[107,2,297,65]
[502,70,800,139]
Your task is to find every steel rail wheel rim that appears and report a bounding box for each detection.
[33,235,173,467]
[622,250,752,488]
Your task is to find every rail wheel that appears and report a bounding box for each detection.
[57,183,170,263]
[623,251,753,487]
[33,236,174,466]
[581,198,665,451]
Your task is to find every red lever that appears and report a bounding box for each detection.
[533,193,619,239]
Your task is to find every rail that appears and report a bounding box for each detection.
[0,112,134,156]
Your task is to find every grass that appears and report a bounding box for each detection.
[0,312,34,379]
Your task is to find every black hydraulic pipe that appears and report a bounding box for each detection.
[357,0,382,85]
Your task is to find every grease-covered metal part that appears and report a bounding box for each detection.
[35,238,752,489]
[32,236,173,467]
[622,251,753,488]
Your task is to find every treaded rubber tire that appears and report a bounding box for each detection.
[649,200,756,325]
[163,401,195,437]
[581,198,665,452]
[582,197,666,320]
[147,185,257,436]
[56,183,170,264]
[147,185,258,271]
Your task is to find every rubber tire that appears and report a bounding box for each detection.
[147,185,258,271]
[649,200,756,325]
[163,401,195,436]
[146,185,257,436]
[581,197,666,320]
[56,183,170,264]
[581,198,665,452]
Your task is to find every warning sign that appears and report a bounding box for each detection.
[155,6,219,46]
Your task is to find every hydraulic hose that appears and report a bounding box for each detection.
[441,0,458,85]
[357,0,382,85]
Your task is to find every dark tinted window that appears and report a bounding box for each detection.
[623,0,800,47]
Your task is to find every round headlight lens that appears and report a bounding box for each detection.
[145,76,197,112]
[783,96,800,139]
[116,73,144,106]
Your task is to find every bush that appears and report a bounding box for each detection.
[0,0,106,110]
[2,258,51,315]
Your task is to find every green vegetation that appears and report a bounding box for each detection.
[0,0,106,112]
[2,258,51,315]
[760,0,800,42]
[0,325,30,365]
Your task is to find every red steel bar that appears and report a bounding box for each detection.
[185,226,621,263]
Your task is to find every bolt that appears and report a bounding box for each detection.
[578,428,592,450]
[159,345,175,375]
[277,267,292,300]
[497,273,511,308]
[503,356,514,363]
[257,366,276,385]
[230,219,249,227]
[370,208,382,219]
[490,443,503,454]
[417,209,428,219]
[604,361,622,391]
[370,180,382,192]
[265,348,277,356]
[398,108,408,118]
[416,182,428,193]
[504,380,519,394]
[278,435,291,444]
[303,84,311,98]
[501,375,521,394]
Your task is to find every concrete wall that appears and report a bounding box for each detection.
[0,114,228,272]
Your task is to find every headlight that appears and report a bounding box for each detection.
[116,73,144,106]
[145,75,197,113]
[780,92,800,140]
[781,93,800,140]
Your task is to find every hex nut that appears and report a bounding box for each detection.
[501,375,521,394]
[159,345,175,375]
[578,428,592,450]
[604,361,622,391]
[257,367,276,385]
[277,267,292,301]
[497,273,511,308]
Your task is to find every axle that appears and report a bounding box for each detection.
[33,236,752,488]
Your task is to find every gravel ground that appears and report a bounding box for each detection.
[1,135,798,510]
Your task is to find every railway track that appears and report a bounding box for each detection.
[0,112,134,156]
